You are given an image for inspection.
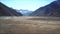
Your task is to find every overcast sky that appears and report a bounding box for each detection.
[0,0,55,11]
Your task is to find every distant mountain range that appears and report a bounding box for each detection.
[16,9,33,16]
[1,1,60,17]
[30,1,60,17]
[0,2,22,16]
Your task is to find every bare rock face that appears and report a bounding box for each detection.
[30,1,60,17]
[0,2,22,16]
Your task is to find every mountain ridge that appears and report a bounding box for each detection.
[0,2,22,16]
[30,1,60,17]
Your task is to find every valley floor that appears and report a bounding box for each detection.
[0,16,60,34]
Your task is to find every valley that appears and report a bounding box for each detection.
[0,16,60,34]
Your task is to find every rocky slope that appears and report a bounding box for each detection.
[30,1,60,17]
[0,2,22,16]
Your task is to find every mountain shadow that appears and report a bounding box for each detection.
[0,2,22,16]
[30,1,60,17]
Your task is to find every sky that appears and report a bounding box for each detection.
[0,0,55,11]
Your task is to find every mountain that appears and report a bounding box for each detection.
[16,9,33,16]
[0,2,22,16]
[30,1,60,17]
